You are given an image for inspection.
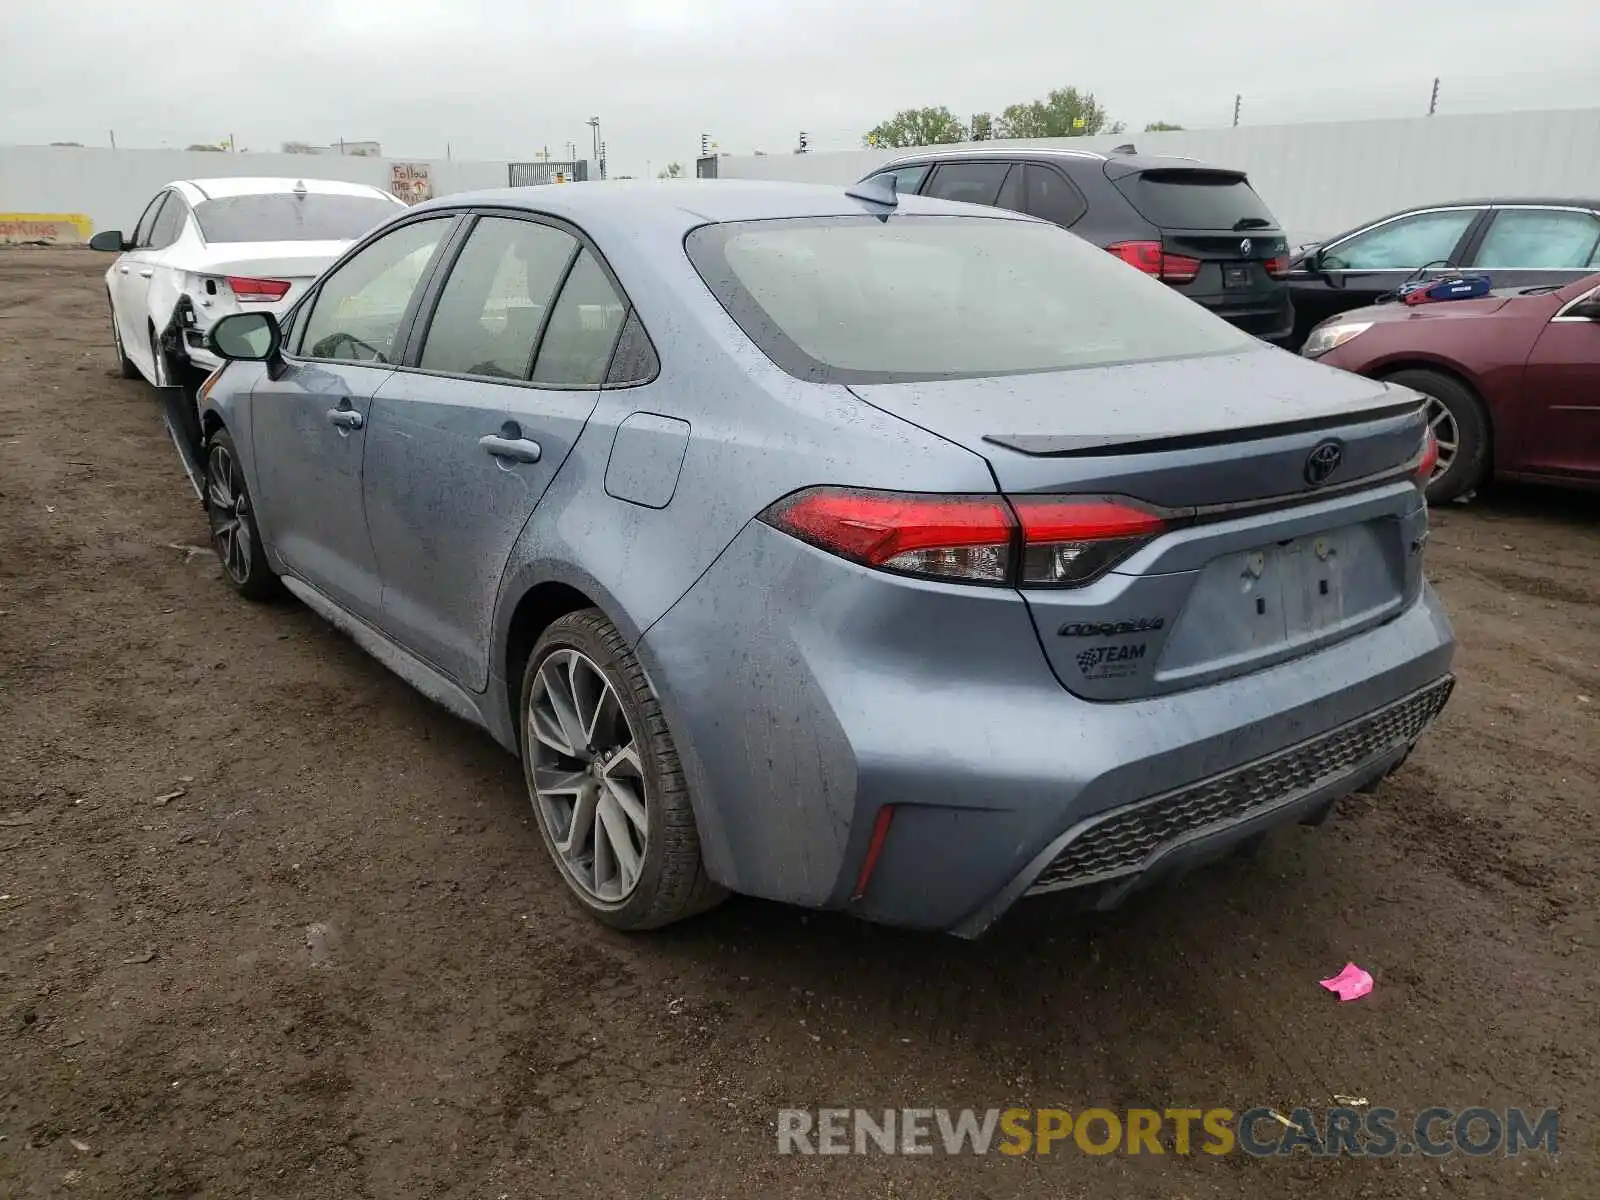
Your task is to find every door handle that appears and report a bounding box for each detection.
[479,434,542,463]
[327,408,365,430]
[138,269,153,279]
[118,266,130,274]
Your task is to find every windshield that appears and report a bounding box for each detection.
[1111,169,1278,231]
[194,193,401,243]
[686,215,1253,384]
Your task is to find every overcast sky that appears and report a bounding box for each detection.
[3,0,1597,176]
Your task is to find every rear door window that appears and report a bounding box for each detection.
[994,165,1025,213]
[923,162,1012,208]
[1025,165,1088,227]
[530,250,628,388]
[1473,208,1600,269]
[1112,169,1278,231]
[1322,209,1478,271]
[148,195,187,249]
[132,193,169,248]
[419,216,577,379]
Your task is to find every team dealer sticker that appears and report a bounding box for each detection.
[1075,642,1149,680]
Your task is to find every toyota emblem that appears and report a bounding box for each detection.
[1239,237,1252,256]
[1304,440,1344,487]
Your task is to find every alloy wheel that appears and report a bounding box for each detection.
[1423,395,1458,482]
[526,648,649,905]
[206,442,253,584]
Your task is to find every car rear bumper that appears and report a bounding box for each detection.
[1193,292,1295,343]
[637,522,1455,936]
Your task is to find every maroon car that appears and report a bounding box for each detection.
[1303,273,1600,503]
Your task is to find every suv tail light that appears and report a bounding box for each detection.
[226,276,292,303]
[759,487,1167,588]
[1264,255,1290,279]
[1106,240,1201,284]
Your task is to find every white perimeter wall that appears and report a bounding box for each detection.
[0,146,511,234]
[714,108,1600,244]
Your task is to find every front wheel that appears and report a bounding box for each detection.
[1382,368,1489,504]
[205,429,280,600]
[520,609,724,930]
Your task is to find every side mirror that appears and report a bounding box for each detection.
[1564,299,1600,321]
[88,230,126,252]
[1299,247,1322,272]
[207,312,282,362]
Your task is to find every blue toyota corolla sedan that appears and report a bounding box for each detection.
[187,179,1454,936]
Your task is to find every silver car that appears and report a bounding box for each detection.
[190,179,1455,937]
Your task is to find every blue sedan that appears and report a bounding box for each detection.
[191,179,1454,935]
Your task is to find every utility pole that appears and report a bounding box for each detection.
[586,116,601,176]
[109,129,116,150]
[1232,95,1241,127]
[1428,77,1440,116]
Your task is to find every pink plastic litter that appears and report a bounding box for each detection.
[1319,962,1374,1002]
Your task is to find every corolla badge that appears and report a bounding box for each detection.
[1240,237,1252,256]
[1304,439,1344,486]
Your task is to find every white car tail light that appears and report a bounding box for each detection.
[227,276,292,303]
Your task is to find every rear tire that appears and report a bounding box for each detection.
[109,299,138,379]
[1382,368,1489,504]
[520,608,725,930]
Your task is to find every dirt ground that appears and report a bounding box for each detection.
[1,247,1595,1199]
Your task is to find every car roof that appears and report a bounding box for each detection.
[169,177,399,202]
[408,178,1039,238]
[876,146,1219,173]
[1326,197,1600,240]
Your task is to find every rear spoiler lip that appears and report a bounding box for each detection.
[982,397,1425,458]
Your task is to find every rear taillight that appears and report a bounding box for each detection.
[1264,255,1289,279]
[760,488,1013,583]
[1414,427,1440,492]
[1010,496,1168,586]
[758,487,1167,588]
[226,276,291,303]
[1106,240,1201,284]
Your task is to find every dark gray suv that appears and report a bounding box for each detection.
[860,146,1294,343]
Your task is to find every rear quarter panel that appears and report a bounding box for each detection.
[488,229,995,688]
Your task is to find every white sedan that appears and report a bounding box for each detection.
[90,176,406,387]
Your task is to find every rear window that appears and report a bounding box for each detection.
[193,193,401,243]
[686,215,1252,384]
[1112,169,1278,232]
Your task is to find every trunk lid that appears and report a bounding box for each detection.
[848,349,1431,700]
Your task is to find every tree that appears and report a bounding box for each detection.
[282,141,318,154]
[969,112,995,141]
[863,106,967,149]
[658,162,684,179]
[186,143,224,152]
[1144,121,1184,132]
[996,87,1110,138]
